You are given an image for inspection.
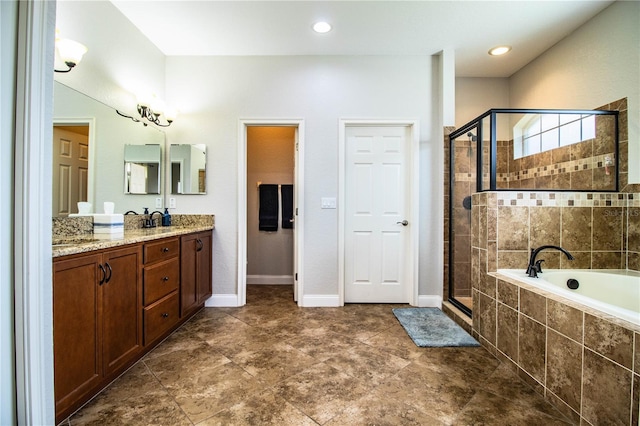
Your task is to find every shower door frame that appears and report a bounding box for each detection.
[447,108,619,317]
[448,120,484,317]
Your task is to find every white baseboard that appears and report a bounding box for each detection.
[417,295,443,308]
[205,294,239,307]
[300,294,341,307]
[246,274,294,285]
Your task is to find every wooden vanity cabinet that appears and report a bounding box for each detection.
[142,237,181,345]
[54,230,212,422]
[53,244,142,421]
[180,231,212,316]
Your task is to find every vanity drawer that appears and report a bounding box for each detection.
[144,258,179,305]
[144,238,179,264]
[143,292,179,345]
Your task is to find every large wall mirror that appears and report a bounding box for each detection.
[53,81,165,216]
[170,144,207,194]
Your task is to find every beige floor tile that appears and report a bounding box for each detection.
[272,362,373,424]
[68,363,191,426]
[453,389,573,425]
[322,344,411,386]
[66,285,576,426]
[196,389,317,426]
[229,341,319,385]
[325,388,445,426]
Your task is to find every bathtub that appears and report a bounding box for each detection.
[496,269,640,327]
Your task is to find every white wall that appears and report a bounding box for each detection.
[1,2,17,423]
[165,55,441,298]
[54,1,165,118]
[455,77,510,128]
[509,0,640,183]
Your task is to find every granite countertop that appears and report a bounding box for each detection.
[52,225,214,258]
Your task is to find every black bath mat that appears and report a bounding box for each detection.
[392,307,480,347]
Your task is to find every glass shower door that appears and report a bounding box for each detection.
[448,128,478,315]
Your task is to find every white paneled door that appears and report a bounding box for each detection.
[53,126,89,217]
[344,125,413,303]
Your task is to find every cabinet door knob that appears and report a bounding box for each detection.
[162,247,170,253]
[162,276,169,282]
[196,239,203,252]
[161,313,169,318]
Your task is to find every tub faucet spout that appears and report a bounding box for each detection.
[526,245,574,278]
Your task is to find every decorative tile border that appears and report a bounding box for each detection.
[495,192,635,208]
[498,152,616,183]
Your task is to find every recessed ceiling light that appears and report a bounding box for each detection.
[313,22,332,34]
[488,46,511,56]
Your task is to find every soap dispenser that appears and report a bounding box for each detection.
[162,207,172,226]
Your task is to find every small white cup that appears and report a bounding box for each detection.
[103,202,115,214]
[77,202,92,214]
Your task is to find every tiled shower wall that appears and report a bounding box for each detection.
[496,110,619,191]
[443,97,637,299]
[472,191,640,274]
[495,98,628,192]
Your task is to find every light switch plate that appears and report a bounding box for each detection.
[321,197,337,209]
[169,198,176,208]
[155,197,162,208]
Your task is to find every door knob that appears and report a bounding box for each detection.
[397,220,409,226]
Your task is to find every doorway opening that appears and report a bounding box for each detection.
[246,127,295,304]
[238,119,304,307]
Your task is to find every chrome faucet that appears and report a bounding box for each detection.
[526,245,574,278]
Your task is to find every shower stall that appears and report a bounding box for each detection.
[447,108,619,316]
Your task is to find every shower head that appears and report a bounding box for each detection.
[466,132,477,142]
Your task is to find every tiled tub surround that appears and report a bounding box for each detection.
[498,268,640,326]
[478,270,640,425]
[52,214,215,257]
[470,191,640,424]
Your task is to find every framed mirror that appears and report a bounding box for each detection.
[124,144,161,194]
[170,144,207,194]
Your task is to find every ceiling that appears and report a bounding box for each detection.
[110,0,614,78]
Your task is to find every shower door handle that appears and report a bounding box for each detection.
[396,220,409,226]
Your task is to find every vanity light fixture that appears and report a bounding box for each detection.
[488,45,511,56]
[313,21,332,33]
[54,32,88,73]
[116,94,177,127]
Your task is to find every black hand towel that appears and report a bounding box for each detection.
[281,184,294,229]
[259,184,279,231]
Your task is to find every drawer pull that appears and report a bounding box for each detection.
[161,313,169,318]
[98,264,106,285]
[105,262,113,284]
[162,247,170,253]
[162,276,169,282]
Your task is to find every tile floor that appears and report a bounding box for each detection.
[62,285,573,425]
